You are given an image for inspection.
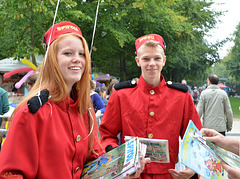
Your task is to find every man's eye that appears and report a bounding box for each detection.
[143,58,149,61]
[155,57,161,60]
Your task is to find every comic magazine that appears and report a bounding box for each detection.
[180,120,226,179]
[193,135,240,169]
[206,140,240,168]
[81,137,146,179]
[125,136,169,163]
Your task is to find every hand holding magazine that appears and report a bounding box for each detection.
[180,120,240,179]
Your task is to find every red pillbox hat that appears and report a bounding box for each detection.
[43,21,82,49]
[135,34,166,53]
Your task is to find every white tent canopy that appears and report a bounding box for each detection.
[0,55,44,72]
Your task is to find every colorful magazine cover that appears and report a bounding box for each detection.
[180,120,225,179]
[81,137,146,179]
[125,136,169,163]
[194,136,240,169]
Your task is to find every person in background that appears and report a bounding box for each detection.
[106,78,119,100]
[0,21,148,179]
[181,79,193,99]
[201,128,240,179]
[193,86,199,106]
[99,34,202,179]
[95,86,108,106]
[24,73,39,92]
[101,85,108,99]
[0,87,9,116]
[90,79,106,115]
[0,87,9,150]
[197,74,233,136]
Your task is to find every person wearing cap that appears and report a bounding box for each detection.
[99,34,202,178]
[0,21,148,179]
[0,21,103,179]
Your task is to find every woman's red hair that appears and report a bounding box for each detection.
[10,33,98,157]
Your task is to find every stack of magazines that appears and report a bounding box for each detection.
[81,137,146,179]
[124,136,169,163]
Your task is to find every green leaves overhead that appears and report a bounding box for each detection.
[225,22,240,82]
[0,0,223,82]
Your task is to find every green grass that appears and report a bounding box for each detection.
[230,97,240,119]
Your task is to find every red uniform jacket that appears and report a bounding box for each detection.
[99,75,202,178]
[0,97,103,179]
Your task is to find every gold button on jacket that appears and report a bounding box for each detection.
[76,135,81,142]
[148,133,153,139]
[150,90,155,95]
[149,111,155,116]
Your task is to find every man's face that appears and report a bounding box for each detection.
[135,45,166,85]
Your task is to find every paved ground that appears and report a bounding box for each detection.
[230,118,240,133]
[226,118,240,139]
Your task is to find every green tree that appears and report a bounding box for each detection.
[0,0,223,82]
[225,22,240,82]
[0,0,90,65]
[81,0,222,81]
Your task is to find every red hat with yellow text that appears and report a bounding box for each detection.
[42,21,82,50]
[135,34,166,53]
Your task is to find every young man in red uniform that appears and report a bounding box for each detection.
[99,34,203,178]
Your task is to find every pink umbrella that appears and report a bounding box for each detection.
[217,83,227,87]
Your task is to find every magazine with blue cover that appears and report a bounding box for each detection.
[180,120,225,179]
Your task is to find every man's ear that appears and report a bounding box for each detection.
[163,56,167,66]
[135,56,140,67]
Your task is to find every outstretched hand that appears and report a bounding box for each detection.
[200,128,239,155]
[168,167,195,179]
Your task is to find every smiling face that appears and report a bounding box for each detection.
[56,35,86,91]
[135,41,166,87]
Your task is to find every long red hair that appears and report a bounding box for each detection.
[10,33,97,157]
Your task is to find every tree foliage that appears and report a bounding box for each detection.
[225,22,240,82]
[0,0,89,63]
[0,0,223,82]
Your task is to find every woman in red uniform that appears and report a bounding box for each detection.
[0,21,104,179]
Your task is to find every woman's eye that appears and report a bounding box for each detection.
[79,53,85,56]
[64,52,72,55]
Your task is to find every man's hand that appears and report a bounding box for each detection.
[125,153,151,178]
[221,162,240,179]
[168,167,195,179]
[200,128,239,155]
